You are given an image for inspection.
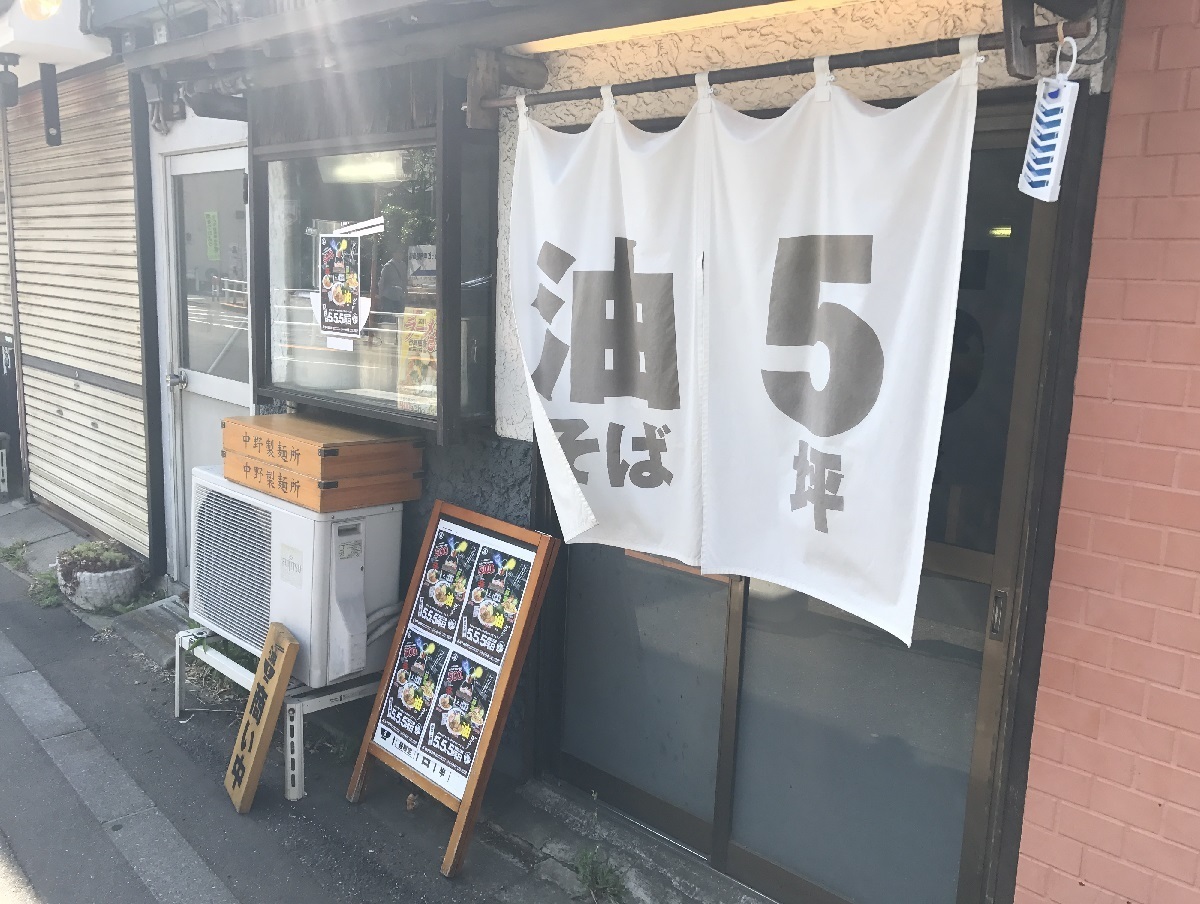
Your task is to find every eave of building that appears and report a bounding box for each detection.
[119,0,852,82]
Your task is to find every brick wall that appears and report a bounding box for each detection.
[1016,2,1200,902]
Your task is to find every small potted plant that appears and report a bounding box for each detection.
[55,540,142,612]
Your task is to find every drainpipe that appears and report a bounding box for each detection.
[0,57,31,503]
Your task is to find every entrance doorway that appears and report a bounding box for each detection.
[550,98,1058,904]
[164,147,252,582]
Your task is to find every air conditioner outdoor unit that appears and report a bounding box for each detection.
[189,466,404,688]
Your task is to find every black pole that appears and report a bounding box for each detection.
[482,19,1093,109]
[0,78,31,503]
[129,74,168,576]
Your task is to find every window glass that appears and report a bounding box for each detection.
[560,546,728,821]
[267,148,438,416]
[731,574,988,904]
[175,169,249,383]
[925,146,1035,553]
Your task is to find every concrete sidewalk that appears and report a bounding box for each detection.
[0,500,190,668]
[0,498,90,579]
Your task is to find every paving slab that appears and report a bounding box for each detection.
[0,670,85,740]
[0,695,156,904]
[112,595,189,669]
[0,631,32,677]
[0,506,72,547]
[22,528,88,574]
[106,807,240,904]
[42,729,156,825]
[537,858,585,899]
[0,498,28,518]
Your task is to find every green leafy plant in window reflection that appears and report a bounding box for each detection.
[382,149,437,248]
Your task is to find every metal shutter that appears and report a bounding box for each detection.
[0,180,10,336]
[7,65,150,554]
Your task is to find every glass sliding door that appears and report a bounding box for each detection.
[728,577,990,904]
[552,97,1058,904]
[558,546,732,853]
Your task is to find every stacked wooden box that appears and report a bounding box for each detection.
[221,415,423,513]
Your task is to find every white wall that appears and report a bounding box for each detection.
[150,111,247,579]
[492,0,1084,441]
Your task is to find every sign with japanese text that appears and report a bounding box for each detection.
[318,234,367,336]
[225,622,299,814]
[368,517,534,799]
[510,63,979,644]
[349,502,559,877]
[204,211,220,262]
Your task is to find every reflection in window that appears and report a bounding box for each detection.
[926,146,1036,553]
[267,148,439,416]
[175,169,249,383]
[731,576,988,904]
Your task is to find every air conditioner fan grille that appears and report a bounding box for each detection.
[192,484,272,651]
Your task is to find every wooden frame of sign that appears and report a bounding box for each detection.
[347,501,560,877]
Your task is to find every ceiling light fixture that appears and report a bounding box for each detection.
[20,0,62,22]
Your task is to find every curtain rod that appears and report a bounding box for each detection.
[481,19,1092,109]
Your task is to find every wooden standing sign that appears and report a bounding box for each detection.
[348,502,560,876]
[225,622,299,813]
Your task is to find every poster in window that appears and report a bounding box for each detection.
[318,234,368,336]
[376,627,450,752]
[455,547,532,666]
[408,244,437,294]
[204,211,221,262]
[410,526,481,642]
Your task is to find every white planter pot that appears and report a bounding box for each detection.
[57,564,141,612]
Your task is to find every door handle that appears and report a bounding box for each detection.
[165,371,188,389]
[989,589,1009,640]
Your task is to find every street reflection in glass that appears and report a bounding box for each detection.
[731,575,988,904]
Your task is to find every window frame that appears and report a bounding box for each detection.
[247,68,497,443]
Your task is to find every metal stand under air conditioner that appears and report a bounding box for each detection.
[175,628,380,801]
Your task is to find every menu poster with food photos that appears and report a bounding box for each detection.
[354,504,559,869]
[423,654,497,782]
[377,628,451,751]
[411,528,481,641]
[456,548,532,663]
[318,234,366,336]
[367,513,541,800]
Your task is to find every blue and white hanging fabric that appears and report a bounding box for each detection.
[509,48,979,644]
[1019,36,1081,202]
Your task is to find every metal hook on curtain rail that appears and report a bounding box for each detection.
[813,56,832,102]
[1056,35,1079,80]
[599,84,616,121]
[695,72,715,111]
[959,34,981,88]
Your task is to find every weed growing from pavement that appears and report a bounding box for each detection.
[303,722,358,764]
[575,847,626,902]
[28,570,63,608]
[185,660,240,705]
[0,540,27,571]
[93,588,159,618]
